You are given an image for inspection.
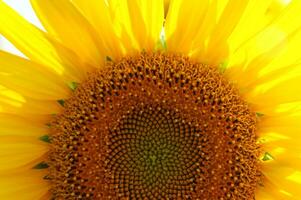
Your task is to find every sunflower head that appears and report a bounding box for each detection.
[48,52,261,199]
[1,0,301,199]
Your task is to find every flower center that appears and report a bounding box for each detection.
[49,52,261,199]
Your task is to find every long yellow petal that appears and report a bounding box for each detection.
[0,2,82,80]
[30,0,106,68]
[0,170,49,200]
[165,0,210,54]
[228,0,301,68]
[109,0,164,52]
[0,51,69,100]
[0,136,48,172]
[226,27,301,94]
[72,0,123,58]
[259,112,301,139]
[0,114,48,137]
[255,173,296,200]
[262,163,301,198]
[228,0,273,64]
[264,142,301,170]
[247,76,301,106]
[0,98,61,116]
[204,0,250,65]
[127,0,164,51]
[108,0,136,53]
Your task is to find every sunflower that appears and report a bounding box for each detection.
[1,0,301,199]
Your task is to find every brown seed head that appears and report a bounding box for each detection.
[49,52,261,199]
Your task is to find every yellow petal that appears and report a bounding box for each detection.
[127,0,164,51]
[165,0,210,54]
[30,0,106,68]
[269,147,301,170]
[262,141,301,171]
[0,2,81,80]
[228,0,301,68]
[247,76,301,106]
[0,170,49,200]
[0,98,61,116]
[226,27,301,94]
[228,0,274,64]
[262,163,301,198]
[259,113,301,140]
[109,0,164,52]
[0,113,48,137]
[0,136,48,172]
[0,51,69,100]
[204,0,250,65]
[256,173,296,200]
[0,85,62,115]
[108,0,136,53]
[72,0,123,58]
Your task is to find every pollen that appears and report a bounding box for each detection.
[49,52,261,199]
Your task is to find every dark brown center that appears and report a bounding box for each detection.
[48,52,261,199]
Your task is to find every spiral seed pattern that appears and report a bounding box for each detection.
[106,106,205,199]
[49,52,261,200]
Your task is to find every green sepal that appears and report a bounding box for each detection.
[160,33,167,50]
[106,56,113,61]
[256,112,265,118]
[57,99,65,107]
[33,162,49,169]
[219,61,228,73]
[155,32,167,51]
[262,152,274,161]
[45,123,52,128]
[43,175,52,180]
[68,81,79,91]
[39,135,51,143]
